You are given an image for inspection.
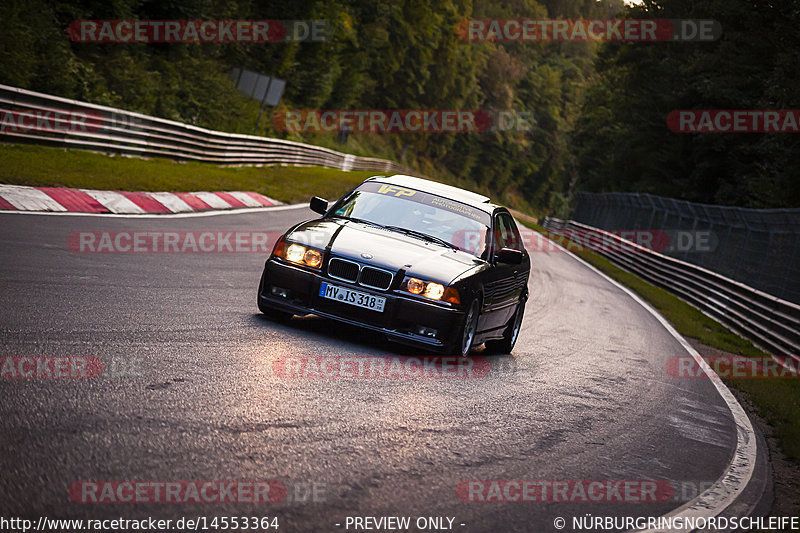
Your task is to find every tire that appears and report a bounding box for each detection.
[485,299,525,355]
[448,298,480,357]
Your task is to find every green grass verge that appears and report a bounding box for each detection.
[0,144,376,204]
[513,213,800,464]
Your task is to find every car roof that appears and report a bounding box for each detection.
[366,174,500,214]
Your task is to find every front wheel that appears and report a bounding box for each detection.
[485,299,525,354]
[448,298,480,357]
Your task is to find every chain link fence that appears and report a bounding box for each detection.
[572,192,800,305]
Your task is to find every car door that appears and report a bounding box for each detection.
[504,214,530,302]
[479,212,526,331]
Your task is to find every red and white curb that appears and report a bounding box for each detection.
[0,184,280,214]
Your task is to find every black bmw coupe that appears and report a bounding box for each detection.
[258,175,530,356]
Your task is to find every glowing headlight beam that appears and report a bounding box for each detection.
[286,244,306,263]
[423,282,445,300]
[304,249,322,268]
[404,277,452,302]
[407,278,425,295]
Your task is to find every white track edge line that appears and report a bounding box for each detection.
[544,234,758,533]
[0,203,307,218]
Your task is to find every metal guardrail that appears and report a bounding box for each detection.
[0,84,411,174]
[542,217,800,359]
[573,191,800,305]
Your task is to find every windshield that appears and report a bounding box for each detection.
[330,183,491,257]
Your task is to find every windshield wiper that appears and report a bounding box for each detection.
[333,215,389,230]
[383,225,457,250]
[333,216,457,250]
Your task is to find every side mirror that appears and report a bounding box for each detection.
[310,196,329,215]
[496,247,524,265]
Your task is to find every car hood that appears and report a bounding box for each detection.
[286,218,482,284]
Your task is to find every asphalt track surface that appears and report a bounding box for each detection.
[0,207,754,532]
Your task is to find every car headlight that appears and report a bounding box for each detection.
[407,277,425,295]
[286,244,305,263]
[303,248,322,268]
[424,282,445,300]
[402,277,460,304]
[272,237,323,269]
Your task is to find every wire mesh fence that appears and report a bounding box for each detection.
[573,192,800,305]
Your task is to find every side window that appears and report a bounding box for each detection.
[506,216,523,251]
[494,213,521,251]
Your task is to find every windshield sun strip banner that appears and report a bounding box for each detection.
[356,181,491,225]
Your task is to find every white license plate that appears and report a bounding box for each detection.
[319,282,386,312]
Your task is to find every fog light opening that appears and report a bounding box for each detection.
[415,326,438,338]
[271,286,290,299]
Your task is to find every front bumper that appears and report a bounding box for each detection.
[258,258,465,351]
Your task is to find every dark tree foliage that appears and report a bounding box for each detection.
[571,0,800,208]
[4,0,791,209]
[1,0,621,211]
